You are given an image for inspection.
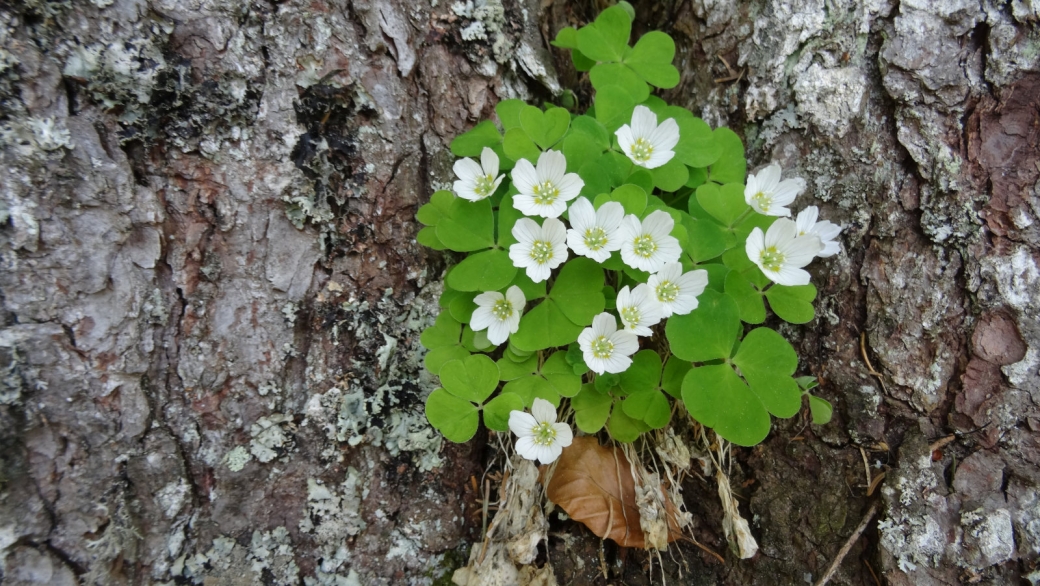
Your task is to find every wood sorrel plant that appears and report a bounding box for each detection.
[418,2,837,453]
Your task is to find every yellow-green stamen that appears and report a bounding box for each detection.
[584,227,608,250]
[591,336,614,359]
[529,240,554,264]
[632,234,658,258]
[759,247,785,273]
[656,281,679,302]
[532,421,558,446]
[491,299,513,321]
[532,180,560,206]
[631,137,654,163]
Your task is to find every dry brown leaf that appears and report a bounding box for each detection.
[545,437,682,549]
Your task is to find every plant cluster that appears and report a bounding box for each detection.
[418,3,837,457]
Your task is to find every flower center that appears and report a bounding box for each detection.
[752,191,772,212]
[529,240,554,265]
[532,180,560,206]
[532,421,557,446]
[474,174,497,198]
[491,299,513,321]
[632,234,658,258]
[759,246,785,272]
[656,280,679,303]
[583,226,608,251]
[631,137,654,163]
[619,305,641,327]
[590,336,614,359]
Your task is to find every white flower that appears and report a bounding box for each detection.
[615,284,663,336]
[745,218,823,287]
[795,206,842,258]
[509,397,573,465]
[615,105,680,169]
[647,262,709,317]
[744,163,805,217]
[470,286,526,345]
[566,197,624,262]
[453,147,505,201]
[508,217,569,283]
[617,211,682,273]
[511,150,584,218]
[578,313,640,375]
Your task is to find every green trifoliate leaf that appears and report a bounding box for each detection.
[686,167,708,189]
[732,327,802,418]
[650,157,689,191]
[562,132,603,172]
[709,127,747,185]
[700,262,731,293]
[660,356,690,399]
[795,376,819,391]
[572,384,612,434]
[439,354,500,404]
[461,325,493,352]
[483,392,525,431]
[497,353,538,381]
[502,375,560,408]
[725,270,766,324]
[507,270,546,301]
[595,372,621,393]
[734,210,775,242]
[577,156,613,200]
[497,192,524,248]
[552,26,580,49]
[450,120,502,158]
[622,389,672,429]
[608,400,649,443]
[625,168,655,195]
[436,197,495,252]
[594,85,637,131]
[496,99,527,130]
[520,106,570,150]
[680,214,728,263]
[572,49,595,72]
[511,299,584,351]
[446,249,516,292]
[619,350,662,395]
[623,31,679,89]
[673,117,721,168]
[696,182,749,228]
[565,344,584,366]
[589,63,650,103]
[424,346,470,375]
[570,115,610,149]
[505,344,534,362]
[448,293,477,324]
[682,364,771,446]
[425,389,479,442]
[594,183,646,216]
[765,284,817,324]
[665,289,741,362]
[548,258,605,326]
[503,127,541,164]
[808,395,833,425]
[416,226,446,250]
[541,351,582,397]
[421,311,462,350]
[576,5,631,62]
[416,190,455,226]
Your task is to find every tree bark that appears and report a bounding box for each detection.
[1,0,1038,584]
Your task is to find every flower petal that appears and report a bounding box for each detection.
[531,397,557,424]
[453,157,483,182]
[509,411,538,437]
[480,147,499,177]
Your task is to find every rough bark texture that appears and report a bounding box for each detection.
[0,0,1038,584]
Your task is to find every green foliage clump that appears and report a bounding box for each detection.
[419,3,834,448]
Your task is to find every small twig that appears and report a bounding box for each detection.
[481,479,490,538]
[863,558,881,586]
[859,447,871,490]
[679,536,726,564]
[813,501,880,586]
[867,472,886,497]
[859,333,888,394]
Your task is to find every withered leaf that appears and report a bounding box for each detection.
[545,436,682,548]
